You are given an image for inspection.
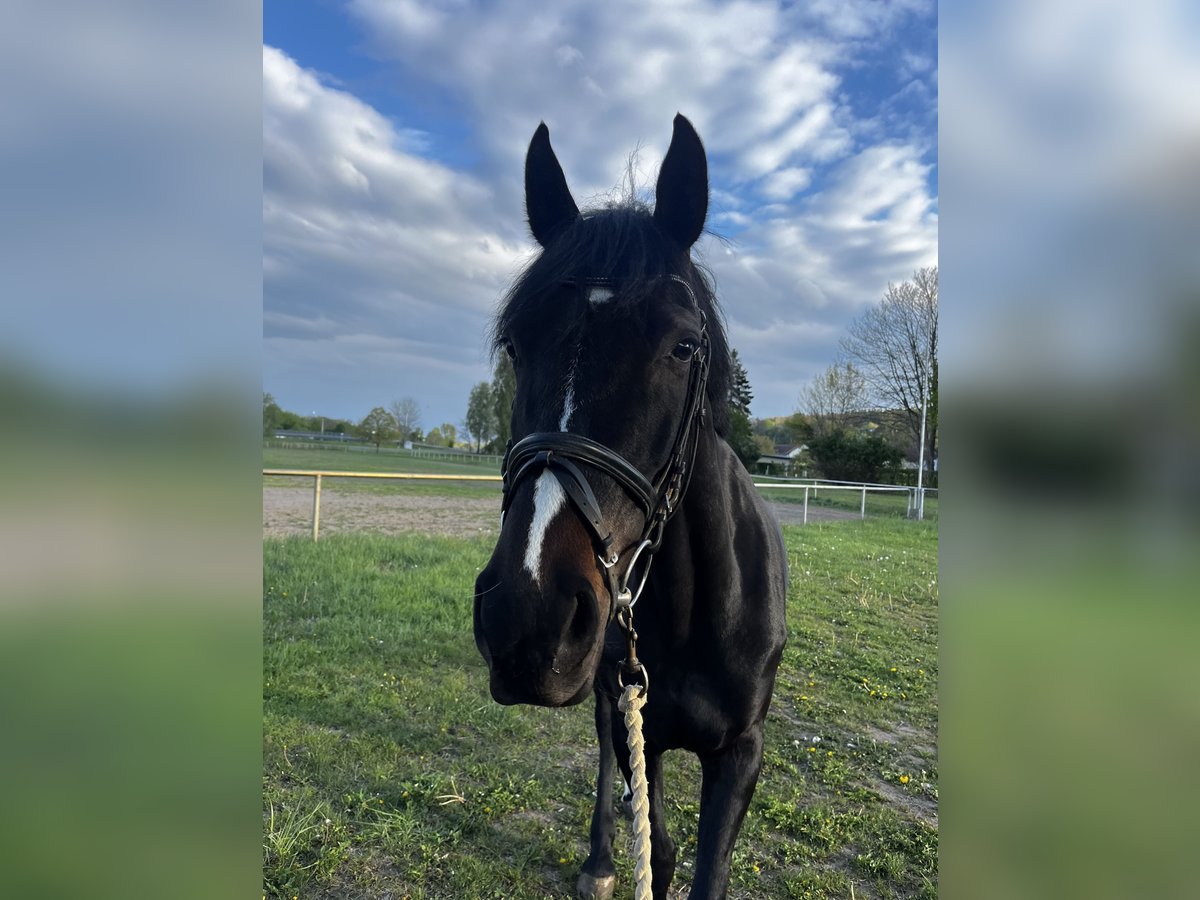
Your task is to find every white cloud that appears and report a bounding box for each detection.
[349,0,856,190]
[760,167,813,201]
[698,140,936,411]
[263,46,531,423]
[800,0,932,40]
[267,0,937,420]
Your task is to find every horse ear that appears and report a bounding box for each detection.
[654,114,708,249]
[525,122,579,247]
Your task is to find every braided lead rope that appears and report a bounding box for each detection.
[618,683,653,900]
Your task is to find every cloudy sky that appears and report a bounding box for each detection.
[263,0,938,429]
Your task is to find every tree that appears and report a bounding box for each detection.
[463,382,496,452]
[389,396,422,443]
[729,349,753,418]
[359,406,398,452]
[798,362,868,438]
[725,349,760,469]
[423,423,457,447]
[727,411,762,470]
[490,357,516,450]
[783,412,815,444]
[263,392,283,436]
[840,266,938,475]
[806,431,903,483]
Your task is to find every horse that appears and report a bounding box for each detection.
[473,114,788,900]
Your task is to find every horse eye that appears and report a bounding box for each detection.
[503,339,517,361]
[671,339,698,361]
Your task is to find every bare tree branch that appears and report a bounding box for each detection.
[798,362,868,437]
[389,396,422,442]
[840,267,938,472]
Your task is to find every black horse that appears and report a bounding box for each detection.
[473,115,787,900]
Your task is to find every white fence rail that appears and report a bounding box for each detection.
[265,468,935,540]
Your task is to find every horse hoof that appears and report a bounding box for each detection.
[576,872,616,900]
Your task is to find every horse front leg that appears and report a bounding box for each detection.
[688,727,765,900]
[578,692,618,899]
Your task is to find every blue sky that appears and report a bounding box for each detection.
[264,0,938,430]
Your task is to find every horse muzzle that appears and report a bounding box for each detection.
[473,568,605,707]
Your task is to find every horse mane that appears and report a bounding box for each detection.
[492,201,733,437]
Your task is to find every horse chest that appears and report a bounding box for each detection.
[639,645,770,753]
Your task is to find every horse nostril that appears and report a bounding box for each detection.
[570,590,597,642]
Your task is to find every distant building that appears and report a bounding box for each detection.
[756,444,808,477]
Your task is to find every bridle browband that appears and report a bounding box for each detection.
[500,274,711,625]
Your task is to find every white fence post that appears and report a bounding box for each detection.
[861,486,867,519]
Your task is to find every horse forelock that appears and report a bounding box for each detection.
[491,202,732,436]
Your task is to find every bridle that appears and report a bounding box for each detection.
[499,274,711,673]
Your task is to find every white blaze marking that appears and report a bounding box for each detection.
[523,471,566,585]
[559,385,574,431]
[523,334,588,582]
[588,286,614,306]
[560,340,583,431]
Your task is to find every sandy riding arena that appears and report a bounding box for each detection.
[262,485,857,539]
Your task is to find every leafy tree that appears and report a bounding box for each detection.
[490,356,516,449]
[784,412,814,444]
[263,392,283,436]
[730,349,753,418]
[359,406,398,452]
[424,423,457,448]
[840,266,937,475]
[726,410,761,470]
[725,349,760,469]
[389,396,422,443]
[753,413,812,447]
[463,383,496,452]
[806,431,903,483]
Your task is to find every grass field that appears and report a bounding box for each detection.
[263,518,938,898]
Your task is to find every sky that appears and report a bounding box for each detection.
[263,0,938,429]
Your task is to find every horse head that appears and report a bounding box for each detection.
[473,115,729,706]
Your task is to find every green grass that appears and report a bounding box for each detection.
[264,518,937,898]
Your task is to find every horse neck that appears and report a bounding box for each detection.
[679,423,732,522]
[645,425,737,625]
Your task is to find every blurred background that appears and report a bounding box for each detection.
[0,1,1197,898]
[0,2,261,898]
[941,0,1200,897]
